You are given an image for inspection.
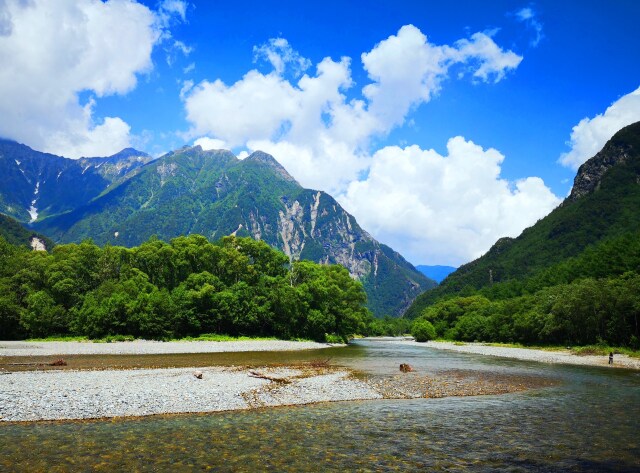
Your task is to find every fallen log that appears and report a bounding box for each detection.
[248,370,291,384]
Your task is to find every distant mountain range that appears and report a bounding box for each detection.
[416,265,457,283]
[406,121,640,318]
[0,140,435,316]
[0,139,152,223]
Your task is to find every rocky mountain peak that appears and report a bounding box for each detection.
[244,151,299,184]
[567,121,640,202]
[107,147,151,160]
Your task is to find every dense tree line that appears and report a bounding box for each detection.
[0,234,371,341]
[410,233,640,347]
[412,274,640,347]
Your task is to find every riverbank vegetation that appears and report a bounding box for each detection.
[410,232,640,349]
[0,234,371,342]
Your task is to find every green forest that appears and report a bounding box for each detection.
[0,234,375,342]
[409,232,640,348]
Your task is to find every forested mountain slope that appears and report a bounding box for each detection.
[0,213,53,250]
[406,121,640,318]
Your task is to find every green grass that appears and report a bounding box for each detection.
[481,342,566,352]
[26,335,90,342]
[570,345,640,358]
[27,335,137,343]
[439,339,640,358]
[176,334,280,342]
[24,334,313,343]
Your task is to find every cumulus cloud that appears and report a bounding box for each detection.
[515,6,544,47]
[0,0,184,157]
[340,138,561,265]
[253,37,311,77]
[194,136,228,150]
[181,25,552,265]
[452,32,523,82]
[559,86,640,169]
[184,25,522,194]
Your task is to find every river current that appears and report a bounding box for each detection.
[2,340,639,472]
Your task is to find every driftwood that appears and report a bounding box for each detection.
[4,359,67,367]
[248,370,291,384]
[306,358,331,368]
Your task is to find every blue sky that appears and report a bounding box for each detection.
[109,0,640,194]
[1,0,639,266]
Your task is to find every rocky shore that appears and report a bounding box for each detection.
[401,340,640,370]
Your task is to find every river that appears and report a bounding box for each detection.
[2,339,639,472]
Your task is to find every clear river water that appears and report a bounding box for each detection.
[2,339,639,472]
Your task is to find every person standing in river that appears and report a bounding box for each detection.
[609,352,614,365]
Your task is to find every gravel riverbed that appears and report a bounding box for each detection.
[0,365,381,422]
[0,340,332,357]
[0,339,572,422]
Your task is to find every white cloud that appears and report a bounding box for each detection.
[193,136,228,150]
[340,138,561,265]
[166,39,193,65]
[515,6,544,47]
[452,32,523,82]
[180,25,549,265]
[179,80,194,100]
[0,0,184,157]
[157,0,188,25]
[253,37,311,77]
[183,62,196,74]
[559,86,640,169]
[183,25,522,195]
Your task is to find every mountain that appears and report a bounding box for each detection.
[0,213,53,250]
[416,265,457,283]
[406,121,640,318]
[0,142,434,316]
[0,140,152,223]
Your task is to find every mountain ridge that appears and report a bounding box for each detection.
[0,141,435,316]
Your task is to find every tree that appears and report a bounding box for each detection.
[412,319,436,342]
[20,290,67,337]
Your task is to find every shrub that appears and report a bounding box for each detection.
[411,319,437,342]
[325,333,346,344]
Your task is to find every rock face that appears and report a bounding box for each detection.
[566,139,635,202]
[29,236,47,251]
[0,142,434,316]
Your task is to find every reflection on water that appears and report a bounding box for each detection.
[2,340,639,472]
